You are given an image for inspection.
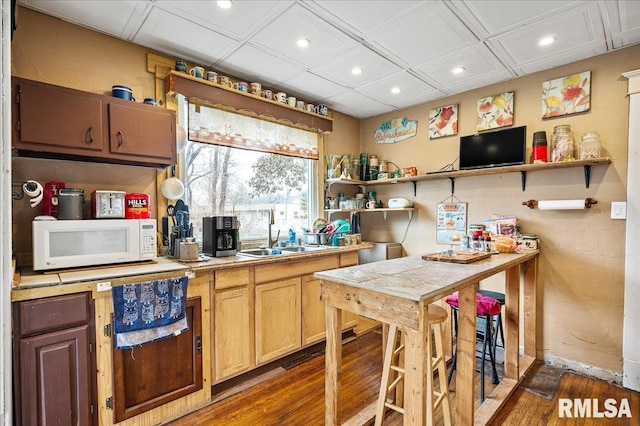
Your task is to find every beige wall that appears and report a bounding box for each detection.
[11,7,637,374]
[356,44,639,374]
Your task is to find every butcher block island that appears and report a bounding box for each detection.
[315,250,539,426]
[11,245,369,425]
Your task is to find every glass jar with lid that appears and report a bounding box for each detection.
[579,132,601,159]
[551,124,574,162]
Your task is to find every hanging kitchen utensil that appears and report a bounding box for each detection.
[160,165,185,200]
[166,204,176,226]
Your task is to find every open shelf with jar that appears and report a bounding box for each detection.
[327,157,611,194]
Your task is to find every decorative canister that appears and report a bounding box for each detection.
[551,124,574,162]
[579,132,601,159]
[58,188,84,220]
[379,160,388,173]
[125,193,150,219]
[532,131,548,163]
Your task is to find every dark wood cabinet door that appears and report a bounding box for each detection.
[108,102,176,164]
[112,297,202,422]
[18,325,93,426]
[14,80,105,153]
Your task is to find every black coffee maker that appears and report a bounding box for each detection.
[203,216,238,257]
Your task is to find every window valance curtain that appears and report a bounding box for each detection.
[188,102,319,160]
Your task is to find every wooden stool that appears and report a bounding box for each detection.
[375,304,452,426]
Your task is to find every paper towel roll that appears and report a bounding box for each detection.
[538,199,586,210]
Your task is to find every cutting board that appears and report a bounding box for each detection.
[422,251,491,264]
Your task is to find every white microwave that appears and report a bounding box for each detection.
[33,219,157,271]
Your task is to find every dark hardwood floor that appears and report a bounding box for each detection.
[166,328,639,425]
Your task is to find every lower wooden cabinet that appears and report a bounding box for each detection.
[255,278,302,364]
[12,292,97,426]
[112,297,203,423]
[213,288,252,381]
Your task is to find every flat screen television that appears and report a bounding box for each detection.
[459,126,527,170]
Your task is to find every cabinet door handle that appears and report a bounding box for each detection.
[85,127,94,145]
[195,335,202,355]
[116,131,124,147]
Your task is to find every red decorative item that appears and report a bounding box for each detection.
[125,193,150,219]
[41,181,65,217]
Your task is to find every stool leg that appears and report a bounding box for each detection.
[494,312,505,361]
[375,324,402,425]
[447,307,458,385]
[432,321,452,426]
[480,315,489,402]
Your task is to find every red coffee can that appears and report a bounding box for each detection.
[125,193,150,219]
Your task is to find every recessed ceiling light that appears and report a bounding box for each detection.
[539,36,555,46]
[297,38,311,48]
[217,0,232,9]
[391,87,401,94]
[452,66,465,74]
[351,67,363,75]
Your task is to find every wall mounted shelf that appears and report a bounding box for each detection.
[325,208,415,220]
[165,71,333,133]
[327,157,611,194]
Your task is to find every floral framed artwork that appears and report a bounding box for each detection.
[542,71,591,118]
[429,104,458,139]
[476,91,514,131]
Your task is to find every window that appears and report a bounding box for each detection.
[176,97,318,249]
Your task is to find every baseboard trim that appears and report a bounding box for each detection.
[541,352,622,385]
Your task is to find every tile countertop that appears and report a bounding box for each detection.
[13,243,373,291]
[313,250,539,302]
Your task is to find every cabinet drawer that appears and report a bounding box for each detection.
[16,293,92,336]
[255,255,339,284]
[215,267,252,289]
[340,251,359,267]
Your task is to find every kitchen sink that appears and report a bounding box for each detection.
[238,248,283,257]
[238,246,331,258]
[280,245,330,253]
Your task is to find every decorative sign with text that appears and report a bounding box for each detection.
[374,116,418,144]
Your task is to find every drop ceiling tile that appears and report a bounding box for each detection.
[349,104,399,120]
[280,72,348,103]
[154,0,294,40]
[605,0,640,48]
[386,90,449,110]
[356,71,438,105]
[368,3,478,67]
[449,0,583,37]
[321,90,387,114]
[249,3,359,68]
[310,46,403,89]
[412,43,511,87]
[133,7,239,66]
[307,0,428,36]
[488,3,608,68]
[513,45,611,75]
[215,44,303,87]
[20,0,152,40]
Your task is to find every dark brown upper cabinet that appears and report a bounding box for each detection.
[12,77,177,167]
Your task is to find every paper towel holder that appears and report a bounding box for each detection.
[522,198,597,209]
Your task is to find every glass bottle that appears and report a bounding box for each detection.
[551,124,574,162]
[579,132,601,159]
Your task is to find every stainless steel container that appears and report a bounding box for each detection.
[57,188,84,220]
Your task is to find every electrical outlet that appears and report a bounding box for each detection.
[97,281,112,292]
[611,202,627,220]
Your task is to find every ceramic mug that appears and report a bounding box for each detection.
[296,100,305,109]
[287,96,297,107]
[206,71,218,83]
[250,82,262,96]
[143,97,158,106]
[175,60,187,73]
[366,201,376,209]
[306,103,315,113]
[275,92,287,103]
[219,76,232,87]
[315,104,328,116]
[233,81,249,92]
[112,85,134,101]
[263,89,273,100]
[189,66,205,79]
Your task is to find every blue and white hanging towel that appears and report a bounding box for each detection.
[112,275,188,349]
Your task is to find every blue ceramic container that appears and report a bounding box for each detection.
[112,85,134,101]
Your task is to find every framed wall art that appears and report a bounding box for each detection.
[428,104,458,139]
[476,91,514,131]
[542,71,591,118]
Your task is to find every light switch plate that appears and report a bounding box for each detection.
[611,202,627,219]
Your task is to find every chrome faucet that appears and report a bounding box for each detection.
[267,209,280,248]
